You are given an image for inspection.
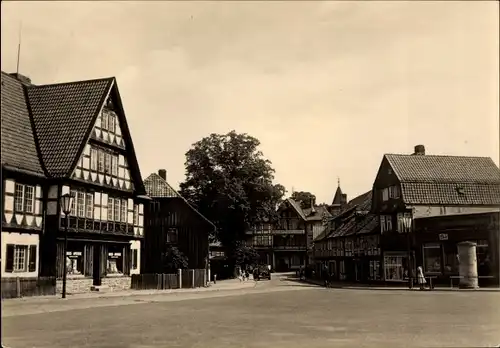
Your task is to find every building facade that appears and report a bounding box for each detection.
[1,71,148,294]
[246,198,331,271]
[143,170,213,273]
[314,191,381,283]
[371,145,500,285]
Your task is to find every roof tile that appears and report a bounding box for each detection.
[385,154,500,205]
[1,72,45,176]
[26,78,113,177]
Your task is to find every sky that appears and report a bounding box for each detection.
[1,1,499,204]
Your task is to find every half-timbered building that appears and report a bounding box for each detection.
[314,191,381,283]
[1,72,45,284]
[246,198,331,271]
[1,71,149,294]
[143,170,214,273]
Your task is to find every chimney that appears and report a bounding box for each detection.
[413,145,425,156]
[310,199,316,212]
[158,169,167,181]
[9,73,32,85]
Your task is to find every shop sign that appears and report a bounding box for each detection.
[66,251,82,257]
[108,252,122,259]
[438,233,448,241]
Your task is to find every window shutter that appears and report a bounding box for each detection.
[29,245,37,272]
[5,244,15,272]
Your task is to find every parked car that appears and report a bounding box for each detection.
[254,265,271,281]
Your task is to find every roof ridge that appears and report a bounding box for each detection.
[385,153,494,160]
[27,77,115,89]
[145,172,216,229]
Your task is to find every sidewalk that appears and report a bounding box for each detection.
[2,279,257,318]
[297,277,500,292]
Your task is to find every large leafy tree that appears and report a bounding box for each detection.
[180,131,286,251]
[291,191,317,209]
[233,242,260,268]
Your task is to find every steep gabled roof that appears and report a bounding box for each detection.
[331,186,343,205]
[279,198,307,220]
[385,154,500,184]
[1,72,45,176]
[144,172,216,230]
[303,204,332,221]
[384,154,500,205]
[315,190,374,242]
[26,77,113,177]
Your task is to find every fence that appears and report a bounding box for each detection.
[1,276,57,299]
[131,269,206,290]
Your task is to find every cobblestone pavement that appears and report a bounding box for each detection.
[2,276,500,348]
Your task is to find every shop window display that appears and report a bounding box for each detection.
[384,254,408,281]
[423,243,442,274]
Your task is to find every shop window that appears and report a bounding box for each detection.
[66,249,84,275]
[476,240,491,277]
[107,246,124,274]
[423,243,442,274]
[384,254,408,281]
[369,260,380,280]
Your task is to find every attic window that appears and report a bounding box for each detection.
[388,168,392,174]
[455,185,465,195]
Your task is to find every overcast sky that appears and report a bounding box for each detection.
[1,1,499,204]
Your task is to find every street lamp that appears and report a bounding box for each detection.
[60,193,73,299]
[402,213,413,288]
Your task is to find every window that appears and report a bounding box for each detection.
[108,114,116,133]
[114,198,120,222]
[14,184,36,213]
[369,260,381,280]
[105,152,112,174]
[384,254,408,281]
[108,197,114,221]
[77,192,85,217]
[98,150,105,172]
[85,193,94,219]
[70,190,77,215]
[120,199,127,222]
[107,248,123,274]
[24,185,34,213]
[252,235,272,246]
[5,244,36,273]
[389,186,400,199]
[14,183,24,212]
[111,155,118,176]
[91,147,98,170]
[66,247,84,275]
[133,204,139,225]
[423,243,442,274]
[101,111,108,130]
[382,188,389,201]
[166,228,178,243]
[132,249,138,270]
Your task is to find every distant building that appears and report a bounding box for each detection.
[314,191,381,283]
[246,198,331,271]
[143,170,214,273]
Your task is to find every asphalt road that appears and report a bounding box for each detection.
[2,277,500,348]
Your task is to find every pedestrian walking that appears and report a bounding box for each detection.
[417,266,426,290]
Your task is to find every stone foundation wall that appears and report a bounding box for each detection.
[56,276,131,294]
[56,277,93,294]
[102,276,131,291]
